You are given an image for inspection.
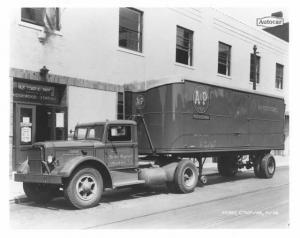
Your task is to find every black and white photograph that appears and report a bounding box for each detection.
[3,0,297,232]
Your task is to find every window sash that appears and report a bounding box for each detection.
[176,26,193,66]
[276,63,284,89]
[250,54,260,83]
[21,8,60,31]
[218,42,231,76]
[119,8,143,52]
[117,92,124,120]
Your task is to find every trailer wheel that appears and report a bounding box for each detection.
[254,158,263,178]
[217,156,238,177]
[64,167,103,209]
[173,160,198,193]
[260,154,276,178]
[23,183,57,204]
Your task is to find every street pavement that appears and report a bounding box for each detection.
[10,163,289,229]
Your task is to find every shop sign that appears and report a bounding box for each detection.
[21,127,31,143]
[13,81,60,104]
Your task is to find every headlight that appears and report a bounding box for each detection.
[47,155,55,164]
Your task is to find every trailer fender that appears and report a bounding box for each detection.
[56,156,113,188]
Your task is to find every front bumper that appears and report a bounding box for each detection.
[14,173,63,184]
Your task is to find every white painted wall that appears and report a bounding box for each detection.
[10,8,289,110]
[67,86,117,131]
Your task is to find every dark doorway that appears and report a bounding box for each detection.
[36,106,53,142]
[36,105,67,142]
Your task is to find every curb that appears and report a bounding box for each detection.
[9,196,28,204]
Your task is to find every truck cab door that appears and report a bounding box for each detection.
[104,124,137,169]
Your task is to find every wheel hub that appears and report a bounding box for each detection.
[183,168,196,187]
[267,158,275,174]
[76,175,97,201]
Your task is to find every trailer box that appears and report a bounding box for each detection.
[125,80,285,155]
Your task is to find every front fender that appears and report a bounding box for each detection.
[54,155,110,178]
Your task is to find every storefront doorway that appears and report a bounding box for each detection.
[12,79,67,170]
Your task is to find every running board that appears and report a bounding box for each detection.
[113,180,145,188]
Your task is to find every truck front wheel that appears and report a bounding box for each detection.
[173,160,198,193]
[23,182,58,204]
[217,156,238,177]
[64,167,103,209]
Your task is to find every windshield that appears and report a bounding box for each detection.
[74,125,104,141]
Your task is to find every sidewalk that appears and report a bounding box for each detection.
[9,155,289,202]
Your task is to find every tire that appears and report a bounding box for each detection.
[23,182,57,204]
[64,167,103,209]
[217,156,238,177]
[173,160,198,193]
[260,154,276,178]
[254,158,263,178]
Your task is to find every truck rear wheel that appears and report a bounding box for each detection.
[173,160,198,193]
[23,182,57,204]
[64,167,103,209]
[217,156,238,177]
[255,154,276,178]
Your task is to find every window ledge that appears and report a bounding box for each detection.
[275,87,284,91]
[248,81,260,86]
[117,47,145,57]
[18,21,63,36]
[174,62,195,70]
[217,73,232,80]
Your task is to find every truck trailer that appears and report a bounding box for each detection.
[14,80,285,209]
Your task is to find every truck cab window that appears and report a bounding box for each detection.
[108,125,131,142]
[74,128,87,140]
[87,126,104,140]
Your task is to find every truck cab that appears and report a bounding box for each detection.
[74,120,139,170]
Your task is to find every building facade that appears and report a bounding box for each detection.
[10,8,289,171]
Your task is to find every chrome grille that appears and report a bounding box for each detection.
[28,147,43,174]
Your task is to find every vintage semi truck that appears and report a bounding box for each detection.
[14,80,285,209]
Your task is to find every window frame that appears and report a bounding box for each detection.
[250,53,261,84]
[20,7,61,32]
[118,7,143,53]
[217,41,231,76]
[117,92,125,120]
[106,125,132,143]
[18,8,63,36]
[275,63,284,89]
[176,25,194,66]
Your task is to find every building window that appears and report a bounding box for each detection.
[218,42,231,76]
[117,92,124,119]
[250,54,261,83]
[119,8,143,52]
[21,8,60,31]
[176,26,193,66]
[276,63,284,89]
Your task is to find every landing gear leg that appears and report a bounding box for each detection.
[197,157,208,185]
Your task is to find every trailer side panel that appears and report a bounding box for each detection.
[125,81,285,155]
